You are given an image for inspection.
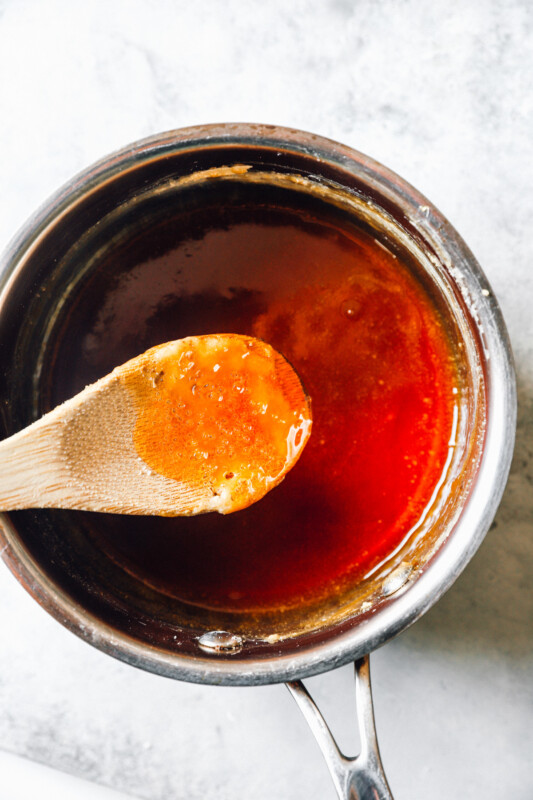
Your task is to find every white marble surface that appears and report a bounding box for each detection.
[0,1,532,798]
[0,750,135,800]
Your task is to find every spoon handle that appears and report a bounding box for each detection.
[0,417,65,511]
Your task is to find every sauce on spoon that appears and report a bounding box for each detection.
[123,334,312,513]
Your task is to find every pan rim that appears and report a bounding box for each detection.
[0,123,516,685]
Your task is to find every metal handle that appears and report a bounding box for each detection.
[286,655,393,800]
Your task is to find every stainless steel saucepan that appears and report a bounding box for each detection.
[0,125,516,798]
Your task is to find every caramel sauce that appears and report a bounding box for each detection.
[123,335,311,513]
[50,198,457,617]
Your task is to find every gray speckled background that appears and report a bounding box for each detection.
[0,1,532,798]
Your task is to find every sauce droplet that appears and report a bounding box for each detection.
[341,298,361,319]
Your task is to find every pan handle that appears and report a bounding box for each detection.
[286,655,393,800]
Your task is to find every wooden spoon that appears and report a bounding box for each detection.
[0,334,312,516]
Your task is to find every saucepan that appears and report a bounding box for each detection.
[0,124,516,798]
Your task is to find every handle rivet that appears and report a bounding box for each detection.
[381,562,413,597]
[198,630,243,653]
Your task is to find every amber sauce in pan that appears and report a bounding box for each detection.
[51,199,457,616]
